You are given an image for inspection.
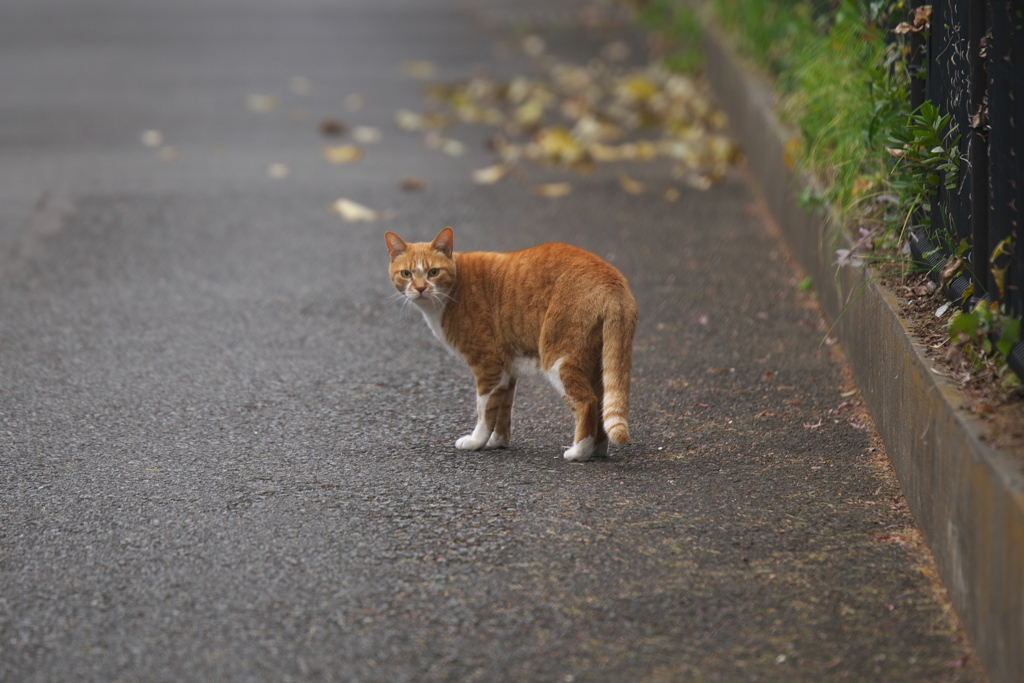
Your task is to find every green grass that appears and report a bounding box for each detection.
[714,0,905,220]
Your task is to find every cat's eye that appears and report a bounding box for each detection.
[428,268,440,277]
[400,270,412,278]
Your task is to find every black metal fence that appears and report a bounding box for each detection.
[907,0,1024,377]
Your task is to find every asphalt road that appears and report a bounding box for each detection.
[0,0,984,681]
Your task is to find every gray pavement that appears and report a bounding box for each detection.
[0,0,984,681]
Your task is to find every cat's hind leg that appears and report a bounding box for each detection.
[550,360,601,462]
[485,377,516,448]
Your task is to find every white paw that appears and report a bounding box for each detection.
[485,432,509,449]
[455,434,489,450]
[563,437,595,462]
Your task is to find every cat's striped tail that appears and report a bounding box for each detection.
[601,295,638,446]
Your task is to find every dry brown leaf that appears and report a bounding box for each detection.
[400,177,426,191]
[532,182,572,198]
[319,118,347,137]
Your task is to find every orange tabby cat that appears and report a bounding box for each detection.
[385,227,637,462]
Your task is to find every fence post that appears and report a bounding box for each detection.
[969,0,989,296]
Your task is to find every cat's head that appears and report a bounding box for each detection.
[384,227,457,310]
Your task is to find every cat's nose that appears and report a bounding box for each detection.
[414,283,427,294]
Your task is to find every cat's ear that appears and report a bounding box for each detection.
[431,227,454,258]
[385,232,408,261]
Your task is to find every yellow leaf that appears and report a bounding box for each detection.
[589,143,622,162]
[322,145,363,164]
[619,173,648,195]
[536,126,586,166]
[783,138,800,169]
[531,183,572,198]
[620,76,658,102]
[472,163,510,185]
[330,199,379,222]
[246,93,279,112]
[395,109,426,131]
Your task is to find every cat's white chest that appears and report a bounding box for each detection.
[417,304,458,356]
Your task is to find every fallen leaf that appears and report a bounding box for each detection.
[345,93,366,111]
[322,145,363,164]
[664,188,680,202]
[319,119,347,137]
[157,146,178,161]
[352,126,382,144]
[939,257,964,287]
[531,182,572,198]
[692,401,711,409]
[803,420,823,430]
[522,35,546,57]
[395,109,426,131]
[782,138,800,168]
[246,93,279,112]
[973,402,995,415]
[472,163,510,185]
[289,76,312,95]
[330,198,380,222]
[869,532,908,545]
[619,173,648,195]
[267,163,290,179]
[402,60,438,80]
[706,366,729,374]
[140,130,163,147]
[602,40,631,62]
[400,177,426,191]
[440,139,465,157]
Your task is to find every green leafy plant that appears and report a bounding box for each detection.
[884,101,961,245]
[948,300,1023,390]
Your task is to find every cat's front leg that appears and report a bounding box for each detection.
[455,393,493,450]
[456,376,516,450]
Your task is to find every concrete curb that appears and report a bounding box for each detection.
[701,26,1024,683]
